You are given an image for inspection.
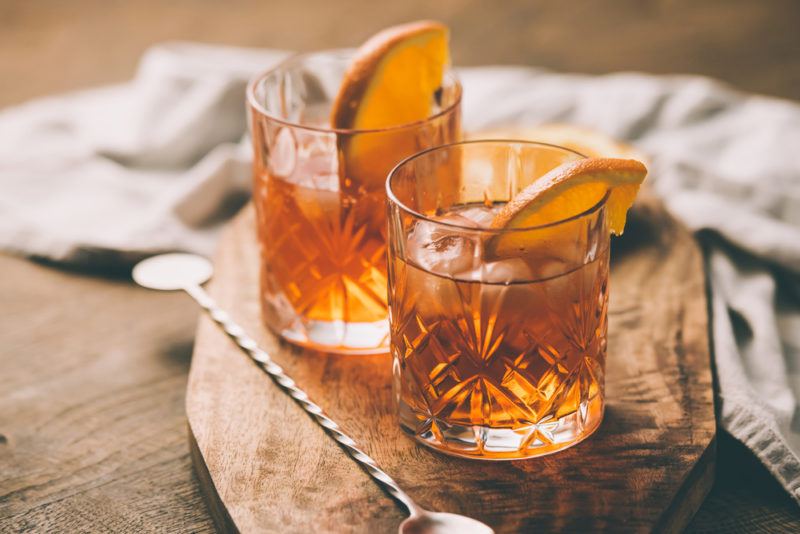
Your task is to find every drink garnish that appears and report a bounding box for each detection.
[330,21,449,189]
[487,157,647,257]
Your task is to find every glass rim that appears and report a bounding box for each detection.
[246,48,463,135]
[386,139,610,234]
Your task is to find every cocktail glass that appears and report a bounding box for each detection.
[387,140,609,459]
[248,50,461,354]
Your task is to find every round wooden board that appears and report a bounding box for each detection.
[186,193,715,533]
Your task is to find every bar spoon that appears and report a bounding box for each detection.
[132,253,493,534]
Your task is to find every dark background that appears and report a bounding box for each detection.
[1,1,799,532]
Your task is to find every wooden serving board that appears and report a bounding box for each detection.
[186,193,715,533]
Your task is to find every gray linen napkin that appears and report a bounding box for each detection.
[2,43,799,503]
[0,42,287,265]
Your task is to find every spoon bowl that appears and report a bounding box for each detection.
[132,253,212,290]
[400,511,494,534]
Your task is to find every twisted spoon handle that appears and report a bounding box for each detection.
[183,284,420,516]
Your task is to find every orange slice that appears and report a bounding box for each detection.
[332,21,448,129]
[331,21,449,189]
[488,158,647,257]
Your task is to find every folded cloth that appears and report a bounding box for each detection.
[2,43,799,503]
[0,43,287,265]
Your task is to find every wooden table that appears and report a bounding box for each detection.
[2,1,799,531]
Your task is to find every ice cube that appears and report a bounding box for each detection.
[407,216,481,276]
[403,260,460,320]
[309,172,339,191]
[482,258,535,283]
[457,206,498,228]
[277,128,340,191]
[533,257,571,281]
[532,257,574,304]
[269,127,296,178]
[451,258,544,340]
[454,257,534,283]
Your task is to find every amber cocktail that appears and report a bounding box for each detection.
[387,140,613,459]
[248,50,460,353]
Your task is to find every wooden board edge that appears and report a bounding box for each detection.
[656,219,717,533]
[188,422,239,534]
[656,434,717,533]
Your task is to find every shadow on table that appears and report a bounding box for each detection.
[688,432,800,532]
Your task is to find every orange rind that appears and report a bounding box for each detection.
[331,21,449,189]
[487,158,647,258]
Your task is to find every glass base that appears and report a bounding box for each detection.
[398,395,604,460]
[277,318,390,355]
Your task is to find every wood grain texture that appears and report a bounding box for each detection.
[0,257,214,533]
[186,195,715,533]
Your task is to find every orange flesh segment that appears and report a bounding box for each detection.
[331,21,448,129]
[330,21,449,189]
[488,158,647,257]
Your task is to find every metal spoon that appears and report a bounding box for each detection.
[132,253,493,534]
